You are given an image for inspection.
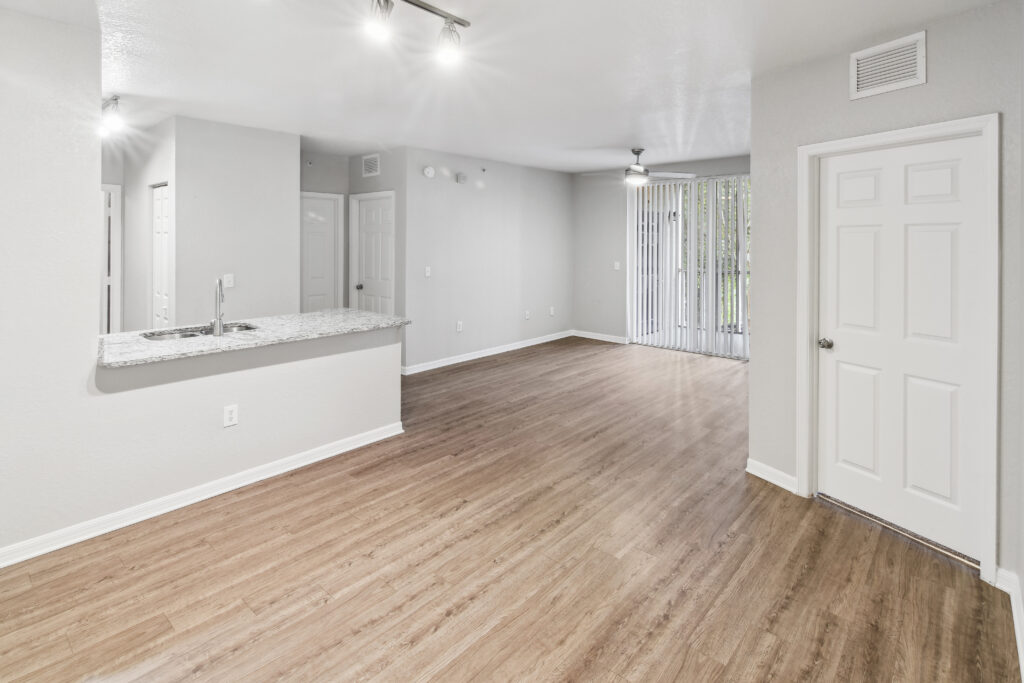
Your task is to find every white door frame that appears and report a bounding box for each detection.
[794,113,1000,583]
[300,191,345,309]
[348,190,396,309]
[100,184,123,333]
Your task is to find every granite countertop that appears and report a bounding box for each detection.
[98,308,410,368]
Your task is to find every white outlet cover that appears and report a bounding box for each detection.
[613,261,621,271]
[425,266,432,277]
[549,306,555,316]
[223,273,235,287]
[525,310,531,320]
[456,320,463,332]
[223,404,239,427]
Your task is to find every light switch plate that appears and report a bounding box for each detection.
[613,262,621,271]
[223,273,235,288]
[425,266,432,278]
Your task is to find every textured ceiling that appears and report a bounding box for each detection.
[14,0,1001,171]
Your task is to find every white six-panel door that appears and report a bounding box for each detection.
[151,184,173,329]
[817,134,996,561]
[300,192,342,313]
[349,193,395,315]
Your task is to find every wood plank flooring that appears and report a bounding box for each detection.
[0,338,1019,681]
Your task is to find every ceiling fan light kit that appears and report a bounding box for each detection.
[622,148,697,185]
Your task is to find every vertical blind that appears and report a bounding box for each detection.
[631,175,752,360]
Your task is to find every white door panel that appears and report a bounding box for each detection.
[817,135,994,560]
[350,194,395,315]
[300,193,342,313]
[151,184,172,329]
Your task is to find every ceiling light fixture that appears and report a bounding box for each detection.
[366,0,470,58]
[98,95,124,138]
[365,0,395,41]
[624,148,650,186]
[437,19,461,65]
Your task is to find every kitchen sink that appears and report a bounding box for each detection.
[142,322,257,341]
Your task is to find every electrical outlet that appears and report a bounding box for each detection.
[456,320,463,333]
[549,306,555,317]
[613,261,621,271]
[223,404,238,428]
[525,310,531,320]
[223,273,235,288]
[425,266,432,278]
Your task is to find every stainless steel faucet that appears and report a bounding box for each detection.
[211,277,225,336]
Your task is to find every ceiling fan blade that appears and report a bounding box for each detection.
[650,171,696,179]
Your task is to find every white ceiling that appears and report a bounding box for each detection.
[80,0,995,171]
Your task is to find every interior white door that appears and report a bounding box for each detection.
[151,184,172,328]
[817,134,996,561]
[350,193,395,314]
[300,193,342,312]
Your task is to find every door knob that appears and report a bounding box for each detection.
[818,337,834,349]
[356,284,364,290]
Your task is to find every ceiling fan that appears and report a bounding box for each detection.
[623,148,694,186]
[579,148,695,184]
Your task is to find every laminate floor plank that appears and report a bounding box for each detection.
[0,338,1017,681]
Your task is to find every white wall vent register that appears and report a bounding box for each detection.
[850,31,926,100]
[362,153,381,178]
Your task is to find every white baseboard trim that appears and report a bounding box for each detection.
[996,568,1024,679]
[570,330,630,344]
[402,331,574,375]
[745,458,799,494]
[0,422,404,570]
[401,330,632,375]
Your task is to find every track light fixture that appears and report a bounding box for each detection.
[365,0,395,41]
[437,19,461,65]
[98,95,124,138]
[366,0,470,61]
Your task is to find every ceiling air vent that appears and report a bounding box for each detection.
[850,31,926,100]
[362,153,381,178]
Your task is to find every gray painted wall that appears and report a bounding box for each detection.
[571,156,751,338]
[0,6,402,552]
[749,0,1022,572]
[101,139,124,186]
[122,117,175,331]
[301,150,350,195]
[403,148,574,368]
[175,116,301,327]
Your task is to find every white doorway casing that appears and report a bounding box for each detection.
[300,192,344,312]
[349,191,396,315]
[794,114,999,583]
[100,184,123,334]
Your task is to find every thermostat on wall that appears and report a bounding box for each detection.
[423,166,436,179]
[455,173,468,184]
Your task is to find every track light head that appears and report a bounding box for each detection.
[437,18,461,65]
[98,95,124,138]
[366,0,395,41]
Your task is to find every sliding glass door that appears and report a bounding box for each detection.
[631,176,751,360]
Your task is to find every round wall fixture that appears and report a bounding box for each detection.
[423,166,436,179]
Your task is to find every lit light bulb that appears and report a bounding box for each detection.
[102,109,124,133]
[366,0,394,42]
[364,19,391,41]
[437,19,461,66]
[99,95,124,138]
